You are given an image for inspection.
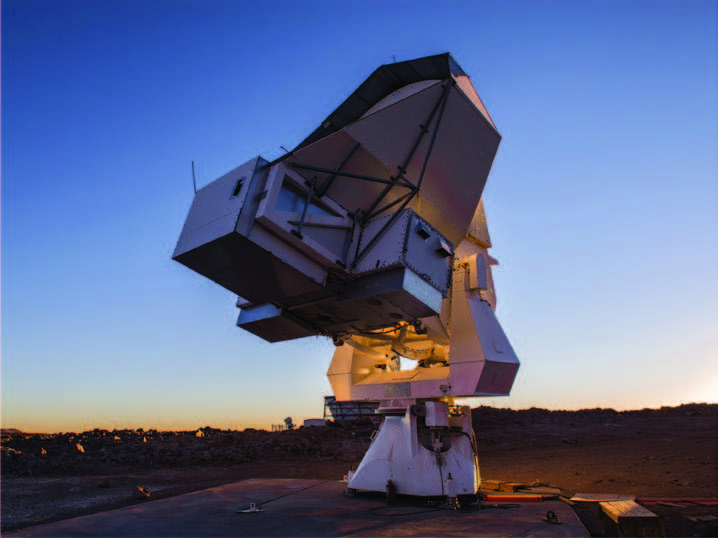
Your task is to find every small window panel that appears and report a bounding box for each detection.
[231,178,244,198]
[275,178,337,217]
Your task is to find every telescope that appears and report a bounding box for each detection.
[173,53,520,497]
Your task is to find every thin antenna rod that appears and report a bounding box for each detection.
[191,161,197,194]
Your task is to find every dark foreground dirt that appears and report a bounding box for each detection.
[2,403,716,536]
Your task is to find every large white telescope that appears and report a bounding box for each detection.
[173,53,519,497]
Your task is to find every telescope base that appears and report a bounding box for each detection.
[347,404,479,497]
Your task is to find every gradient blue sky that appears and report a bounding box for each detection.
[2,0,717,433]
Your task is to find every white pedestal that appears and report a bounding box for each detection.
[347,404,479,497]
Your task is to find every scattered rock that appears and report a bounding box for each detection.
[1,404,716,535]
[1,404,715,481]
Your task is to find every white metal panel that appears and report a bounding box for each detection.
[456,240,497,309]
[236,303,315,342]
[288,130,397,215]
[173,158,259,258]
[354,210,452,295]
[402,88,500,245]
[402,269,443,314]
[467,254,488,291]
[353,210,411,273]
[454,75,497,129]
[245,226,327,286]
[467,297,518,366]
[448,264,519,396]
[347,410,478,496]
[344,82,444,192]
[254,163,353,269]
[345,84,500,245]
[173,211,242,259]
[467,199,492,248]
[425,401,449,427]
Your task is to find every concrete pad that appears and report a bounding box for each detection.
[7,478,589,537]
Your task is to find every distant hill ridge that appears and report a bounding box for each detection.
[2,403,715,436]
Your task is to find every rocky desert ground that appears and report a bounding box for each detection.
[2,403,716,536]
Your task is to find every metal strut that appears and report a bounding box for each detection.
[317,141,361,197]
[280,79,455,271]
[291,176,317,239]
[363,79,453,220]
[288,163,415,188]
[351,79,454,268]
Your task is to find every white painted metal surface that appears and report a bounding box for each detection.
[425,401,449,427]
[173,53,520,498]
[347,404,477,496]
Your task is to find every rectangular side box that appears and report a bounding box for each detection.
[173,157,329,306]
[236,304,316,343]
[283,266,444,337]
[599,500,665,537]
[354,209,452,295]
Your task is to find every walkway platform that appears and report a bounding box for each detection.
[8,478,589,537]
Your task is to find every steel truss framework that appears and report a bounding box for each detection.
[274,79,456,269]
[323,396,381,424]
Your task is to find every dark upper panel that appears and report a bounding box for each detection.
[292,53,468,152]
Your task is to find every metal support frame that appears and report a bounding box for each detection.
[366,190,415,222]
[363,81,453,220]
[292,175,317,238]
[281,79,455,271]
[323,395,381,423]
[317,141,361,197]
[351,80,454,268]
[340,211,360,267]
[289,163,415,188]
